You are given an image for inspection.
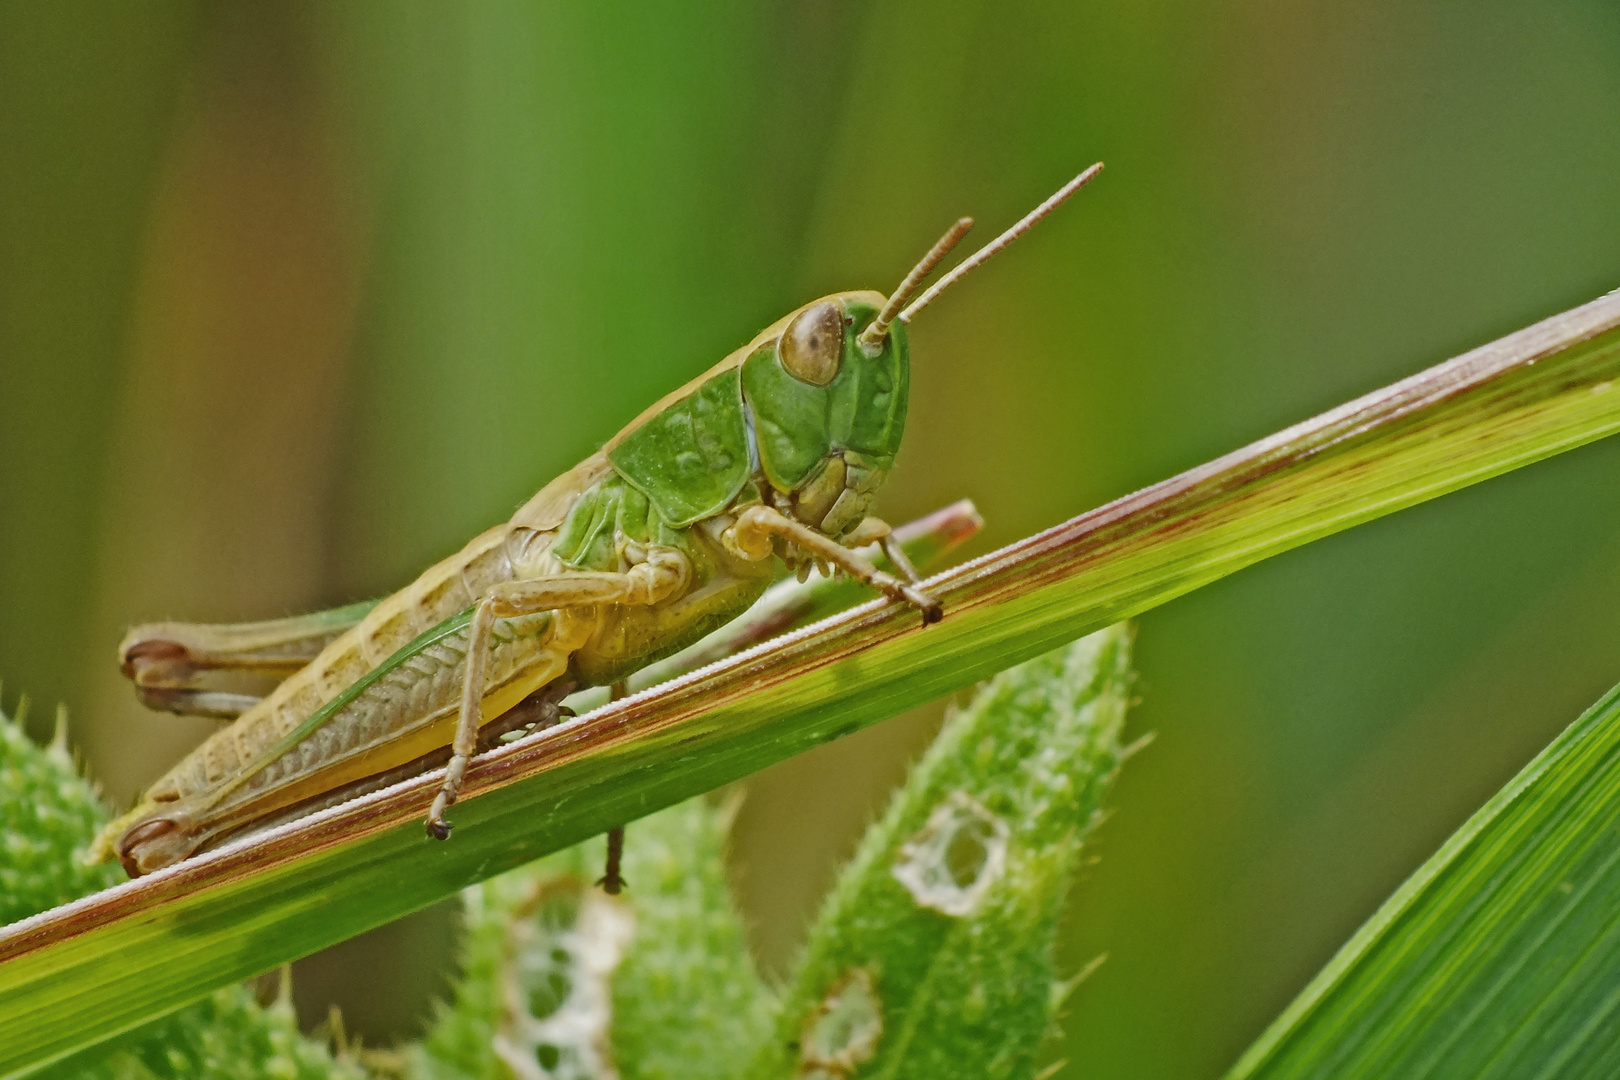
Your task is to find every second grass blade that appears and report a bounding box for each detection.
[1227,675,1620,1080]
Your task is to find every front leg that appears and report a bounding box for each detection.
[724,506,943,623]
[839,516,926,586]
[426,547,689,838]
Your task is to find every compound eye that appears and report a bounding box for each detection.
[779,301,844,386]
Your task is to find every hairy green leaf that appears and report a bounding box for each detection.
[0,694,358,1080]
[413,798,770,1080]
[608,798,773,1080]
[0,699,120,924]
[748,625,1131,1080]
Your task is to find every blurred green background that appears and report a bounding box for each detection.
[3,2,1619,1076]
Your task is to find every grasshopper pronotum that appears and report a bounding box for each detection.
[92,164,1103,878]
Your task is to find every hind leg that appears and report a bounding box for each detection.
[120,601,378,719]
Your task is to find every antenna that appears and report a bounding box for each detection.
[858,217,975,353]
[898,162,1103,325]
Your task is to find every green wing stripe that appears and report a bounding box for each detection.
[199,606,478,809]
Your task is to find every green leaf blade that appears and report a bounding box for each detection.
[1228,680,1620,1080]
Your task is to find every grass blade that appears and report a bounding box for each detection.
[1226,676,1620,1080]
[3,289,1620,1075]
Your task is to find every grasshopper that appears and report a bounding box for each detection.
[92,164,1103,878]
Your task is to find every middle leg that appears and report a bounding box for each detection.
[426,548,689,837]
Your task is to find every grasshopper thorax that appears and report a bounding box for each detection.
[603,290,907,542]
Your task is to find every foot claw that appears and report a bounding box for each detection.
[896,583,944,624]
[426,818,452,841]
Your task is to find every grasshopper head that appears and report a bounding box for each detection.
[749,163,1104,539]
[741,291,908,537]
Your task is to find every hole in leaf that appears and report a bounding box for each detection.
[498,886,636,1080]
[891,791,1010,917]
[533,888,580,933]
[525,968,572,1021]
[944,817,993,886]
[800,968,883,1072]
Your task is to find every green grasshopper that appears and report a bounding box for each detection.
[91,164,1103,878]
